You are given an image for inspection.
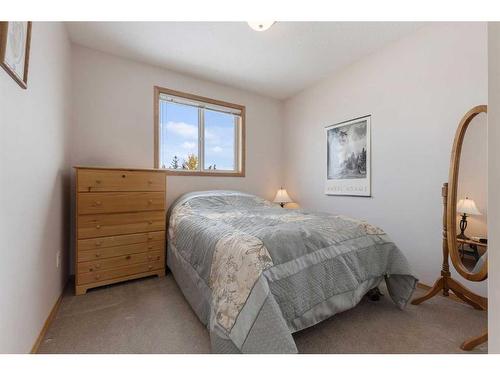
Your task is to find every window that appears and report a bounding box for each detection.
[154,86,245,176]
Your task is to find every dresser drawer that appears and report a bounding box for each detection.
[77,258,164,285]
[78,240,164,262]
[78,231,165,251]
[78,169,165,192]
[77,211,165,239]
[78,251,164,274]
[78,192,165,215]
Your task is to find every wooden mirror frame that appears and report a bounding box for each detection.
[447,105,488,282]
[413,105,488,351]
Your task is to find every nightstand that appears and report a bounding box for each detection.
[456,237,487,262]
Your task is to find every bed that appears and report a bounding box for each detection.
[167,190,417,353]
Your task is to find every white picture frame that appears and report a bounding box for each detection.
[325,115,371,197]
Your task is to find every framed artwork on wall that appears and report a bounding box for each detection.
[0,21,32,89]
[325,115,371,197]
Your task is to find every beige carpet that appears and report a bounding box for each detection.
[37,274,487,354]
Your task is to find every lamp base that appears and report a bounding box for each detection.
[458,213,469,240]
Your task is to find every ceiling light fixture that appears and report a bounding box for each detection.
[247,22,276,32]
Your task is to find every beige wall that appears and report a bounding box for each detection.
[488,22,500,354]
[0,22,72,353]
[71,45,283,205]
[70,45,284,270]
[283,23,488,296]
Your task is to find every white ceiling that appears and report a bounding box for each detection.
[66,22,425,100]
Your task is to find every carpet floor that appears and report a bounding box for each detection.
[37,274,487,354]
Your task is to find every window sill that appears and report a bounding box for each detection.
[163,170,245,177]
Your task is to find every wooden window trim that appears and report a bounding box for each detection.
[154,86,246,177]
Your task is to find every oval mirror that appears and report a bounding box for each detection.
[447,105,488,281]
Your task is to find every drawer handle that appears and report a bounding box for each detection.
[95,274,100,280]
[148,255,152,260]
[147,235,153,240]
[94,201,102,206]
[148,199,153,204]
[95,264,100,269]
[148,245,153,250]
[126,255,131,260]
[148,265,153,270]
[95,180,101,184]
[148,220,153,225]
[96,224,101,229]
[95,253,100,258]
[122,174,126,178]
[95,241,102,247]
[148,180,153,184]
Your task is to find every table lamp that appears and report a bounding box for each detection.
[456,197,482,239]
[273,187,293,208]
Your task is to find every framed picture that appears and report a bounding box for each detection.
[0,21,32,89]
[325,115,371,196]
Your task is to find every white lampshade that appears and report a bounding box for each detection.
[247,21,276,32]
[457,197,482,216]
[273,188,293,204]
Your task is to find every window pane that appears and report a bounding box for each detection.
[159,101,199,170]
[204,109,236,171]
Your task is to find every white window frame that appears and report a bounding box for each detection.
[154,86,245,177]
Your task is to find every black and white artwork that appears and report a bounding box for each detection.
[325,115,371,196]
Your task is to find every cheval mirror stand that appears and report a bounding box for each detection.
[411,106,488,351]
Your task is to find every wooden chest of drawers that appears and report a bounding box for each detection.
[75,167,167,295]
